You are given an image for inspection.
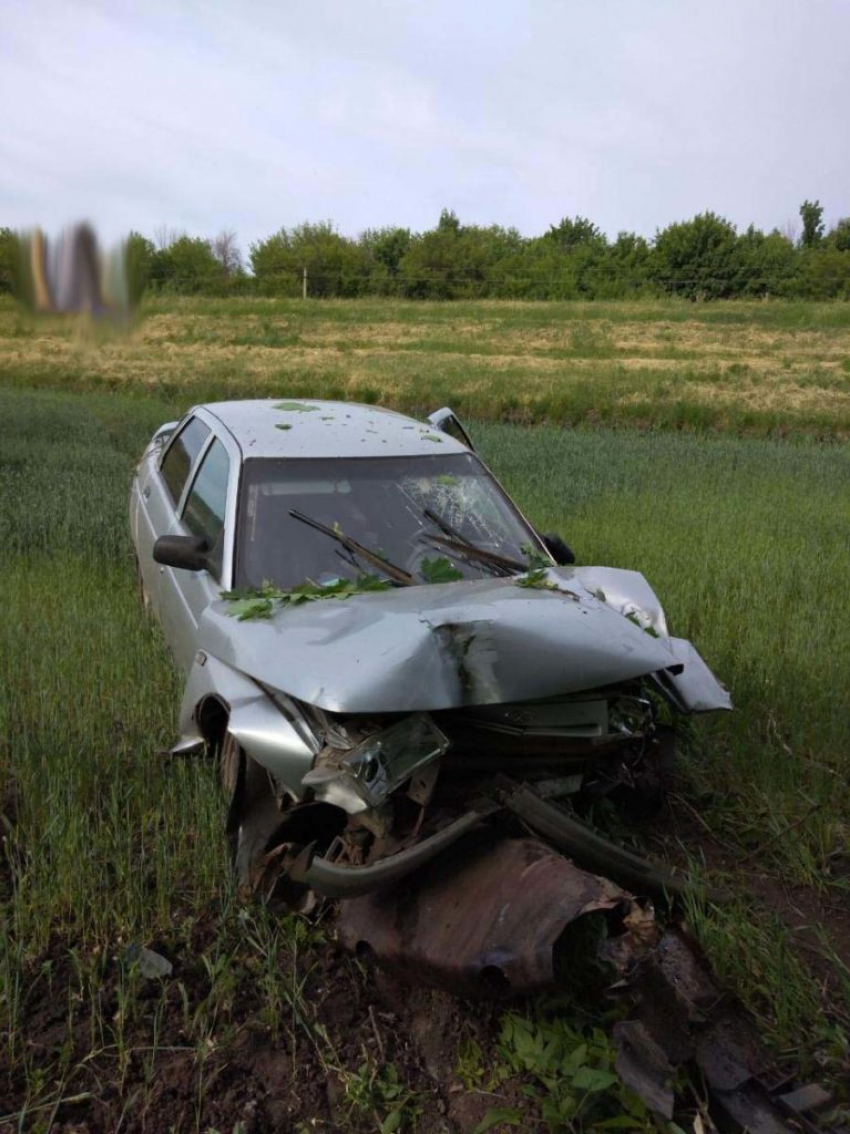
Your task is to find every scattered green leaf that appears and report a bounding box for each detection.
[495,1010,663,1132]
[624,610,659,637]
[522,542,551,570]
[419,556,464,584]
[222,575,392,620]
[472,1108,523,1133]
[275,423,292,431]
[515,567,558,590]
[273,401,319,412]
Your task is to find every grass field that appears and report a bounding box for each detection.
[2,295,850,436]
[1,299,849,1131]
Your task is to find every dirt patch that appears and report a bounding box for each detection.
[0,908,534,1134]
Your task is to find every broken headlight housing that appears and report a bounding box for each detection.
[303,713,450,813]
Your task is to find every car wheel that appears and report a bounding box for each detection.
[220,733,283,889]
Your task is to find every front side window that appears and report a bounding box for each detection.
[183,438,230,576]
[235,454,537,589]
[161,417,210,505]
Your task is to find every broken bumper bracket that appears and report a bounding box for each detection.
[501,780,725,902]
[288,808,490,898]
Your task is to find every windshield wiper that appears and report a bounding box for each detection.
[421,508,527,575]
[289,509,414,587]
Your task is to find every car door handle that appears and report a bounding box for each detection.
[143,486,151,499]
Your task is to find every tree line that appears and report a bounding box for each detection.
[2,200,850,302]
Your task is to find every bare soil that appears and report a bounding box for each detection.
[0,908,534,1133]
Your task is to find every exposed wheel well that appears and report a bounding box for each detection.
[196,696,230,753]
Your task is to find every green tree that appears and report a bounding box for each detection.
[397,211,467,299]
[0,227,19,294]
[124,231,155,303]
[397,227,463,299]
[652,212,743,299]
[799,200,824,248]
[795,247,850,298]
[150,235,221,293]
[437,208,461,235]
[546,215,605,251]
[359,227,412,293]
[825,218,850,252]
[537,216,608,298]
[396,215,521,299]
[250,222,369,297]
[735,226,798,296]
[591,231,655,298]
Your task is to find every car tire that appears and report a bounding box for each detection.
[220,733,283,889]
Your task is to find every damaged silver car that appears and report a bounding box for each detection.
[131,397,731,989]
[132,403,847,1130]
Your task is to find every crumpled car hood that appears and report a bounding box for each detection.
[196,566,728,714]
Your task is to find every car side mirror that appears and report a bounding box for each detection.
[427,407,476,451]
[153,534,209,572]
[541,532,575,566]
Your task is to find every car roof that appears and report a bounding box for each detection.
[198,399,471,460]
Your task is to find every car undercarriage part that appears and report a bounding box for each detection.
[336,832,653,995]
[500,779,726,902]
[287,807,493,898]
[616,927,841,1133]
[335,835,839,1133]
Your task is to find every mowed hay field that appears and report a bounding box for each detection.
[2,295,850,435]
[1,298,849,1132]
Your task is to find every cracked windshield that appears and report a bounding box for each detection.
[235,454,535,588]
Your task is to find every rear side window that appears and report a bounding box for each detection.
[183,439,230,567]
[161,417,210,504]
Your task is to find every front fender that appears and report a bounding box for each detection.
[572,566,669,638]
[176,652,319,798]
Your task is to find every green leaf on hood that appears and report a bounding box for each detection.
[419,556,463,584]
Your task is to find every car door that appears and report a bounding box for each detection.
[161,434,234,671]
[135,415,212,620]
[131,422,178,605]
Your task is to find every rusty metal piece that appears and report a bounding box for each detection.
[613,1020,675,1120]
[337,834,652,996]
[618,929,842,1133]
[778,1085,834,1117]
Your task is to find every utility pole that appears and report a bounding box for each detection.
[302,267,307,300]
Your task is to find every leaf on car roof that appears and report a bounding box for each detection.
[273,401,320,412]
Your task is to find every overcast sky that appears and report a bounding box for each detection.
[2,0,849,253]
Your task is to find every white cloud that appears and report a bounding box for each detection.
[2,0,848,253]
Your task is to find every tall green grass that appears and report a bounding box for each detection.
[1,386,848,1117]
[475,421,850,878]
